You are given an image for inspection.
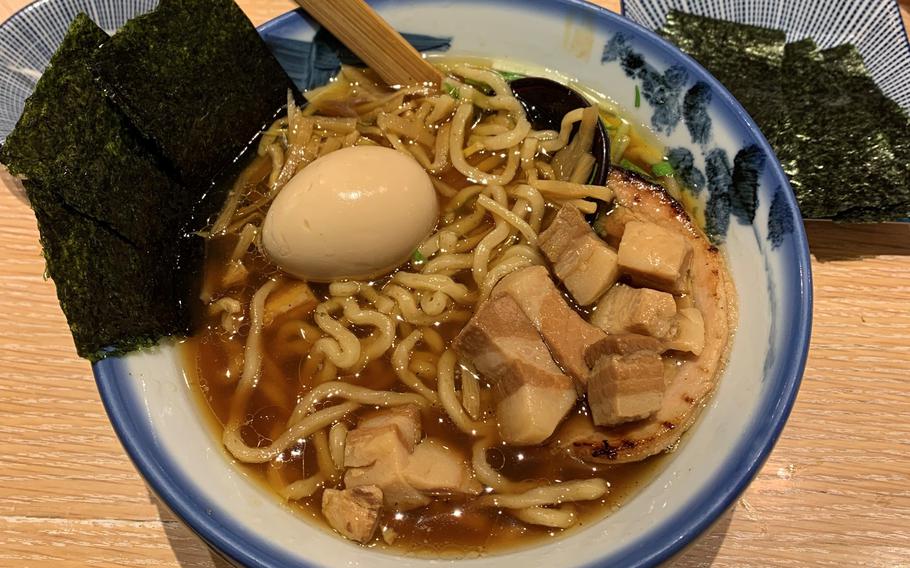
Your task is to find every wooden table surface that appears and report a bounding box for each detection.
[2,0,909,566]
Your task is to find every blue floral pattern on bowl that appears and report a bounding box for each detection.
[600,32,781,245]
[0,1,812,567]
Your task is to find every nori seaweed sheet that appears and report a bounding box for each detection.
[0,14,200,360]
[0,2,297,360]
[91,0,294,187]
[661,10,787,140]
[0,14,186,249]
[777,40,910,220]
[26,178,200,361]
[660,12,910,221]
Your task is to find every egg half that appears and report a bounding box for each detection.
[262,146,438,282]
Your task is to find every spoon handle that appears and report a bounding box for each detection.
[295,0,443,88]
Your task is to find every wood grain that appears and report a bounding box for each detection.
[1,0,909,566]
[295,0,443,86]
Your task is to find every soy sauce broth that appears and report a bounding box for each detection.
[181,236,670,555]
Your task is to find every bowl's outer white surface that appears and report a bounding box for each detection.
[85,1,810,567]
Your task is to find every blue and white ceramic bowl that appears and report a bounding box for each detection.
[1,0,812,566]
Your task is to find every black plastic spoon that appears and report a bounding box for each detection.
[509,77,611,186]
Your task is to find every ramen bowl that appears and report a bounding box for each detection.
[0,0,811,566]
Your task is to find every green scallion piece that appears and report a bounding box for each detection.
[443,81,460,99]
[495,70,526,82]
[412,249,426,264]
[634,85,641,108]
[651,161,675,177]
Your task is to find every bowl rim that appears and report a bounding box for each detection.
[77,1,813,566]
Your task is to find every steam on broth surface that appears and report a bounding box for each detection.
[181,61,734,553]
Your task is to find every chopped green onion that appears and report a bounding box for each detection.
[495,70,526,82]
[634,85,641,108]
[651,161,675,177]
[620,158,651,178]
[412,249,426,264]
[442,81,460,100]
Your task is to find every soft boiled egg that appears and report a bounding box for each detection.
[262,146,438,282]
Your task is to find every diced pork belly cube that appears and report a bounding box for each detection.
[495,383,576,446]
[454,294,576,445]
[591,283,677,340]
[355,404,423,452]
[617,221,693,293]
[538,204,590,261]
[343,413,429,511]
[344,424,411,469]
[587,351,665,426]
[322,486,383,544]
[592,205,637,248]
[553,232,621,306]
[492,266,606,388]
[343,406,422,469]
[344,445,430,511]
[403,438,482,495]
[665,307,705,355]
[342,410,480,510]
[540,204,620,306]
[263,279,317,324]
[584,333,665,367]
